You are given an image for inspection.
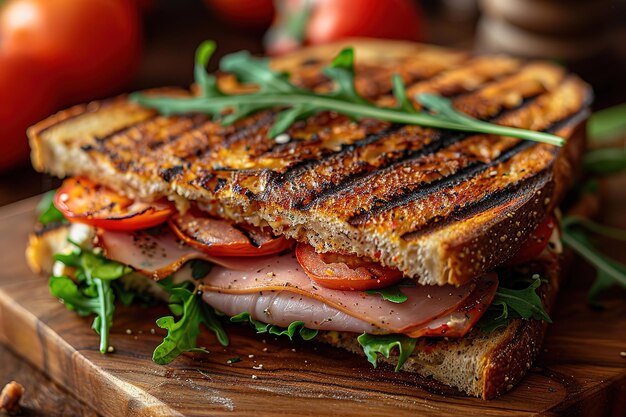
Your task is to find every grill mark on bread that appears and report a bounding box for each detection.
[303,76,584,231]
[401,166,552,241]
[261,63,537,197]
[144,115,210,151]
[347,140,537,226]
[268,124,403,186]
[293,94,541,211]
[347,102,587,228]
[91,114,161,146]
[284,68,562,210]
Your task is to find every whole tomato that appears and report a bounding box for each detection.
[0,0,142,104]
[204,0,275,31]
[0,53,58,170]
[307,0,423,45]
[266,0,424,55]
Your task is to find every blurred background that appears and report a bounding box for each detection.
[0,0,625,204]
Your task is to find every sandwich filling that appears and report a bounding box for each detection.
[33,176,557,367]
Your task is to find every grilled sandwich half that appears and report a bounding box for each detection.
[27,39,591,398]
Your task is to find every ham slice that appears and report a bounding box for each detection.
[203,291,376,333]
[199,253,497,335]
[202,273,496,337]
[96,227,248,279]
[97,227,498,336]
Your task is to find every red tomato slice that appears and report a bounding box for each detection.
[295,243,404,291]
[169,209,292,257]
[54,177,174,231]
[506,214,558,266]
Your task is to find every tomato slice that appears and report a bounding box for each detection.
[169,209,292,257]
[295,243,404,291]
[506,214,558,266]
[54,177,174,231]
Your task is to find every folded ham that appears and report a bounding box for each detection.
[97,227,497,337]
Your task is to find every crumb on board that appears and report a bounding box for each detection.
[0,381,24,416]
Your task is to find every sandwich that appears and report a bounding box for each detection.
[25,39,591,399]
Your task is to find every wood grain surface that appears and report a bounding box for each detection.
[0,196,624,417]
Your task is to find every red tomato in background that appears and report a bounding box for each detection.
[0,53,57,170]
[307,0,424,45]
[204,0,275,31]
[266,0,424,55]
[0,0,142,104]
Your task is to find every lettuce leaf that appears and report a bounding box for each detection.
[152,281,228,365]
[477,275,551,333]
[36,190,66,225]
[51,244,131,353]
[365,279,416,303]
[356,333,417,372]
[230,312,318,341]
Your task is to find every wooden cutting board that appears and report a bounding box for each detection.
[0,197,624,417]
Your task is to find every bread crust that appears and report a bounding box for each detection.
[27,39,592,286]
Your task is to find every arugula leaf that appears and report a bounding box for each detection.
[356,333,417,372]
[561,216,626,308]
[111,279,157,307]
[230,311,318,341]
[81,251,132,281]
[51,245,131,353]
[152,282,229,365]
[477,276,551,333]
[365,279,416,304]
[583,148,626,177]
[49,276,101,316]
[587,102,626,143]
[131,41,563,146]
[36,190,66,225]
[194,40,223,98]
[189,259,213,280]
[494,279,552,323]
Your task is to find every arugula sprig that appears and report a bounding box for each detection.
[583,148,626,177]
[477,275,551,333]
[36,190,66,226]
[230,311,318,340]
[561,216,626,308]
[130,41,563,146]
[356,333,417,372]
[365,278,416,304]
[152,279,228,365]
[51,244,131,353]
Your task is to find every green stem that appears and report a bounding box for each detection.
[131,93,564,146]
[95,278,110,353]
[562,232,626,287]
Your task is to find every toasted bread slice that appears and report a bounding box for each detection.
[28,39,591,285]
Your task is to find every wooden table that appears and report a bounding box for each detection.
[0,194,624,417]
